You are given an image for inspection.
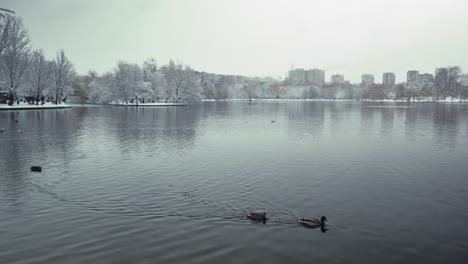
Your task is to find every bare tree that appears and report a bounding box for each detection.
[0,13,14,56]
[52,50,75,104]
[0,15,30,104]
[27,50,52,105]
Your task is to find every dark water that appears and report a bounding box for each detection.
[1,101,467,264]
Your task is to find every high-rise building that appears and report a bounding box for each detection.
[461,74,468,85]
[419,73,434,86]
[361,74,374,86]
[289,68,325,85]
[331,74,345,84]
[306,69,325,85]
[383,72,396,86]
[288,68,306,84]
[407,71,420,85]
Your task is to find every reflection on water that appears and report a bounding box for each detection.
[1,102,468,264]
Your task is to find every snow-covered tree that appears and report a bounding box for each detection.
[177,66,200,103]
[52,49,75,104]
[113,61,144,104]
[142,58,164,102]
[27,49,52,104]
[88,72,114,104]
[161,60,201,103]
[143,57,157,81]
[200,72,215,100]
[0,13,14,56]
[0,15,30,104]
[269,82,284,99]
[243,83,257,101]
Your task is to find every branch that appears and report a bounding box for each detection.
[0,8,15,15]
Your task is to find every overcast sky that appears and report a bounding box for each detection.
[2,0,468,83]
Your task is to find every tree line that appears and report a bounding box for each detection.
[0,14,75,105]
[2,13,467,104]
[0,13,205,105]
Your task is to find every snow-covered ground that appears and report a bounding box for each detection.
[113,102,187,106]
[0,103,72,110]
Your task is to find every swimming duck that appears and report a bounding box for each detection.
[0,128,5,133]
[247,212,267,222]
[299,216,327,228]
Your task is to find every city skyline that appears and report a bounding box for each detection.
[1,0,468,83]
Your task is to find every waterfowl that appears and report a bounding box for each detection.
[247,212,267,221]
[0,128,5,133]
[299,216,327,228]
[31,166,42,172]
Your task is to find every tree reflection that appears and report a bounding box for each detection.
[109,106,203,153]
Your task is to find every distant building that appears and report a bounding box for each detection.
[383,72,395,87]
[407,70,420,86]
[461,74,468,85]
[361,74,374,86]
[306,69,325,85]
[419,73,434,86]
[288,68,306,85]
[331,74,345,84]
[289,68,325,85]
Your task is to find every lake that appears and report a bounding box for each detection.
[1,101,467,264]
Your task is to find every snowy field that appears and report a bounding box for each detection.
[0,103,72,110]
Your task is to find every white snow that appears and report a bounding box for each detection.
[113,102,187,106]
[203,98,468,103]
[0,103,72,110]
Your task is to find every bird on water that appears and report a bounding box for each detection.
[247,212,267,224]
[299,216,328,228]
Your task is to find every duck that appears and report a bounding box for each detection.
[0,128,5,133]
[299,216,327,228]
[247,212,267,222]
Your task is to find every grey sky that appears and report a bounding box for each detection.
[2,0,468,83]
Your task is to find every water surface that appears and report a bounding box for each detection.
[1,101,467,263]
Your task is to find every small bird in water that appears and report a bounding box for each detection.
[247,212,267,224]
[0,128,5,133]
[299,216,328,228]
[18,130,23,133]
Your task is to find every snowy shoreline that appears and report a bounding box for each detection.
[0,103,72,110]
[203,98,468,103]
[113,102,187,106]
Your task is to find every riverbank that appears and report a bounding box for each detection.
[0,103,72,111]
